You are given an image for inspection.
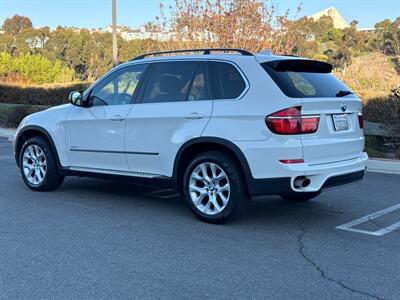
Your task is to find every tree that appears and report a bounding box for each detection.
[325,47,352,74]
[375,17,400,56]
[3,15,33,34]
[149,0,299,54]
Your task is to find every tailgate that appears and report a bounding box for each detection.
[301,97,364,165]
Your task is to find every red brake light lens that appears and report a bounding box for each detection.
[266,106,319,135]
[279,159,305,164]
[358,113,364,129]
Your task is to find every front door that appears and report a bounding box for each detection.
[66,64,147,171]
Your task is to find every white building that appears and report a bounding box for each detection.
[309,7,349,29]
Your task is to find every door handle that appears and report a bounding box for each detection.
[185,112,205,120]
[110,115,124,121]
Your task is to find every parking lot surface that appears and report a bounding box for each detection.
[1,137,399,299]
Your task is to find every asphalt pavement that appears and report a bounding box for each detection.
[1,137,399,299]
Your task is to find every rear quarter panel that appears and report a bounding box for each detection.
[202,57,304,178]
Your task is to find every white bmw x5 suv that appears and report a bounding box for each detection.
[14,48,368,223]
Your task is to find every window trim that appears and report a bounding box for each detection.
[83,58,249,106]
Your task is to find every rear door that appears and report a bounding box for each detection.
[124,60,212,177]
[262,60,364,165]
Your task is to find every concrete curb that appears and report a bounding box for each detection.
[0,128,16,141]
[368,158,400,175]
[0,127,399,175]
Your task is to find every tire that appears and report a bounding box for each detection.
[280,191,321,202]
[183,151,247,224]
[19,136,64,191]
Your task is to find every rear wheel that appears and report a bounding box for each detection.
[183,151,247,224]
[281,191,321,202]
[19,136,64,191]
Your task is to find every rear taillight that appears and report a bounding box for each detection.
[358,113,364,129]
[265,106,320,135]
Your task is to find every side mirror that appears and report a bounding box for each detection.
[69,91,86,107]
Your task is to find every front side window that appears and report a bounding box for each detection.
[142,61,199,104]
[89,64,147,106]
[210,62,246,100]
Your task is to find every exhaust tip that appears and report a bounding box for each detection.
[294,176,311,188]
[302,178,311,187]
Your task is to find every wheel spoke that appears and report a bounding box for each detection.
[192,171,207,184]
[202,200,212,214]
[194,193,207,206]
[24,151,32,159]
[190,184,207,195]
[218,183,230,193]
[218,192,229,205]
[28,147,36,159]
[209,193,221,213]
[40,166,46,175]
[36,169,43,182]
[210,163,218,179]
[200,164,212,183]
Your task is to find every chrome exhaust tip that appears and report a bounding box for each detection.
[294,176,311,188]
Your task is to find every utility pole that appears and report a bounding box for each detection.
[112,0,118,66]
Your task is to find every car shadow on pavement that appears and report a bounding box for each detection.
[56,177,340,228]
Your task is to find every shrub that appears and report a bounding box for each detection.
[0,104,48,128]
[364,87,400,125]
[391,57,400,75]
[0,52,75,84]
[0,82,91,106]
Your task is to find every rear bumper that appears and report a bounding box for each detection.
[247,152,368,196]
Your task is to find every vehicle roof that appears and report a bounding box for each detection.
[118,52,307,68]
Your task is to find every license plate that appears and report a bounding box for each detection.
[332,114,349,131]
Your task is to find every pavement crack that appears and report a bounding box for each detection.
[297,220,384,300]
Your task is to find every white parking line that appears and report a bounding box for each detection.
[336,203,400,236]
[0,155,14,160]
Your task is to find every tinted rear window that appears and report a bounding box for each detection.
[261,60,353,98]
[142,61,198,103]
[210,62,246,99]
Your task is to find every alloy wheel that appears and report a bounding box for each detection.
[22,144,47,185]
[189,162,230,215]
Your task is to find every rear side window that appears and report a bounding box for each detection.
[261,60,353,98]
[188,62,210,101]
[142,61,198,103]
[210,62,246,99]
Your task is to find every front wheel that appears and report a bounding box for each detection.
[19,136,64,191]
[183,151,247,224]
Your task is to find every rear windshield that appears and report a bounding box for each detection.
[261,60,354,98]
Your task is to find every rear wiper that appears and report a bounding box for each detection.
[336,90,354,97]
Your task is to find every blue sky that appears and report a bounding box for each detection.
[0,0,399,29]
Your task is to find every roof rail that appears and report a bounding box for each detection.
[131,48,253,61]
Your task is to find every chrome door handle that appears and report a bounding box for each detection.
[110,115,124,121]
[185,113,205,120]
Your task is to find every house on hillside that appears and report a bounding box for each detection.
[26,36,49,49]
[309,7,349,29]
